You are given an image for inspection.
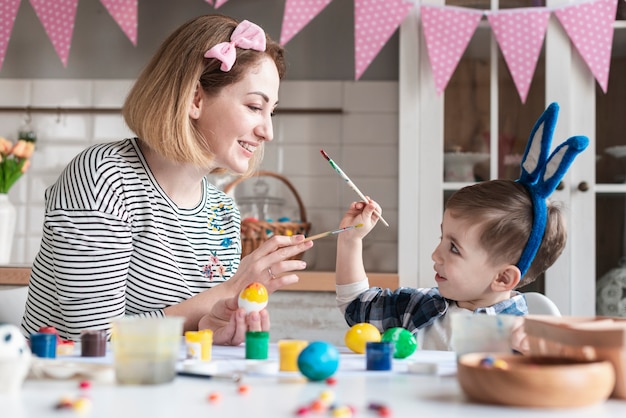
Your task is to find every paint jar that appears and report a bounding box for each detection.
[80,329,107,357]
[185,330,213,361]
[278,339,308,372]
[30,333,57,358]
[366,341,394,371]
[450,313,517,356]
[111,316,184,385]
[245,331,269,360]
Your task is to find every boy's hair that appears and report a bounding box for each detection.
[123,14,286,176]
[445,180,566,287]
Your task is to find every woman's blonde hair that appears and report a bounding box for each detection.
[123,14,286,176]
[445,180,567,287]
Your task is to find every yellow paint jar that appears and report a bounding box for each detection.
[185,330,213,361]
[278,339,308,372]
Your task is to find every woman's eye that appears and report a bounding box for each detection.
[248,105,262,112]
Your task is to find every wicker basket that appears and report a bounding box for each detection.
[524,315,626,399]
[223,171,311,260]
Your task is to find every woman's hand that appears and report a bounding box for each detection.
[194,234,310,345]
[231,234,313,294]
[166,234,311,334]
[198,296,270,345]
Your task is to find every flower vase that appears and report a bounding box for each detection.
[0,194,16,264]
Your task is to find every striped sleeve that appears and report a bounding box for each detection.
[22,142,141,340]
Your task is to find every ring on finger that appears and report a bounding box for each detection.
[267,267,276,280]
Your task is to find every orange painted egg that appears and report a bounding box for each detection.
[238,282,269,313]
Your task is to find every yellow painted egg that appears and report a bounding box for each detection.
[344,323,381,354]
[238,282,269,313]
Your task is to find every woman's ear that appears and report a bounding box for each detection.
[190,82,203,120]
[492,265,521,292]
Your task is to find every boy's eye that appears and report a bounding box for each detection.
[450,242,460,255]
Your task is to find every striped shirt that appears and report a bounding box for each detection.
[21,138,241,341]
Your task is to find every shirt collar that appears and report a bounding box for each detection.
[473,291,529,315]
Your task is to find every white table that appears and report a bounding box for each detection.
[3,344,626,417]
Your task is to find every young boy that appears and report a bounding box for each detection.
[334,103,588,353]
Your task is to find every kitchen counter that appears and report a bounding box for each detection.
[0,266,399,291]
[0,265,30,286]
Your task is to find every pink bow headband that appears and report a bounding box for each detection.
[204,20,266,72]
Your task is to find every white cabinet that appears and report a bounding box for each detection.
[398,0,619,315]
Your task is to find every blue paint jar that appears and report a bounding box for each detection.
[30,332,57,358]
[366,341,394,371]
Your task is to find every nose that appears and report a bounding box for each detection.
[256,113,274,142]
[431,241,443,263]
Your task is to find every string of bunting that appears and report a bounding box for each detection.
[0,0,621,100]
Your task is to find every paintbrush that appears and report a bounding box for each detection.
[320,149,389,227]
[303,224,363,242]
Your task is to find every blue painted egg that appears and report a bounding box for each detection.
[297,341,339,381]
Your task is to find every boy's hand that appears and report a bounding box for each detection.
[339,197,382,240]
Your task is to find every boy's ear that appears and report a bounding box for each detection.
[492,265,521,292]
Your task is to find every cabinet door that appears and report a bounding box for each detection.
[595,20,626,318]
[543,0,596,315]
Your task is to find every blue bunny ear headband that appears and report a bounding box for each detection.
[515,102,589,277]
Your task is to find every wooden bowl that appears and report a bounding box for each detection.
[457,353,616,408]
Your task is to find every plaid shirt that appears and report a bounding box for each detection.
[343,287,529,333]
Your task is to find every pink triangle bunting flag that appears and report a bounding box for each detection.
[554,0,617,93]
[354,0,414,80]
[205,0,213,5]
[99,0,137,46]
[214,0,230,8]
[29,0,78,67]
[486,8,550,104]
[0,0,21,71]
[280,0,334,46]
[421,5,483,95]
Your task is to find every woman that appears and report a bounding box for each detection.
[21,15,313,345]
